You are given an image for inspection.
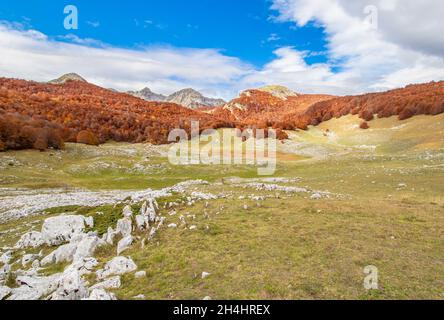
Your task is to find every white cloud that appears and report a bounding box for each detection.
[0,23,250,99]
[1,1,444,100]
[267,33,281,42]
[86,21,100,28]
[263,0,444,94]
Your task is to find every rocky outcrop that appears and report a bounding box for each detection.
[49,73,87,84]
[166,88,226,109]
[128,87,226,109]
[127,87,167,102]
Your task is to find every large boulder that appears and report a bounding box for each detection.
[50,269,88,300]
[73,235,101,262]
[9,274,61,300]
[42,215,87,246]
[96,256,137,280]
[67,257,98,276]
[41,243,78,266]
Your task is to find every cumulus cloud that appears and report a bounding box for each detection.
[1,1,443,99]
[262,0,444,94]
[0,23,250,99]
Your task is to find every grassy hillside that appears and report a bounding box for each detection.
[0,115,443,299]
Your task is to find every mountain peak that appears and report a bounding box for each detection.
[256,85,298,99]
[128,87,226,109]
[49,73,87,84]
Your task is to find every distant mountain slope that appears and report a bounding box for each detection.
[128,87,226,109]
[212,87,334,128]
[290,81,444,130]
[0,78,232,151]
[127,87,167,102]
[1,75,443,152]
[48,73,87,84]
[166,88,226,109]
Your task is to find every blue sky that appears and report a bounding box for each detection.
[0,1,443,98]
[0,0,328,67]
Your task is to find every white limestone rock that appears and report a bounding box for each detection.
[0,264,11,282]
[96,256,137,280]
[73,235,101,262]
[67,257,99,276]
[41,215,86,246]
[135,271,146,278]
[50,269,88,300]
[41,243,78,266]
[117,236,133,255]
[122,205,133,218]
[0,285,11,300]
[21,254,40,267]
[85,288,117,300]
[105,227,116,245]
[90,276,121,291]
[11,273,62,300]
[116,217,132,237]
[84,216,94,228]
[135,215,149,231]
[15,231,44,249]
[1,251,12,264]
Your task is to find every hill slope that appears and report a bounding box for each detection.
[0,78,231,151]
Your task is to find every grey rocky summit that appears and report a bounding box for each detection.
[127,87,167,102]
[128,87,226,109]
[49,73,87,84]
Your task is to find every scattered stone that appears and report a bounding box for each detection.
[189,225,197,231]
[203,296,212,300]
[41,243,78,266]
[68,257,99,276]
[85,288,116,300]
[122,205,133,218]
[11,273,61,300]
[84,216,94,228]
[105,227,116,245]
[168,223,177,229]
[50,269,88,300]
[135,215,148,231]
[96,256,137,280]
[73,235,101,262]
[310,193,322,200]
[243,204,249,210]
[0,251,12,264]
[133,294,145,300]
[117,236,133,255]
[135,271,146,278]
[148,227,157,241]
[202,272,211,279]
[15,231,44,249]
[116,217,132,238]
[90,276,121,291]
